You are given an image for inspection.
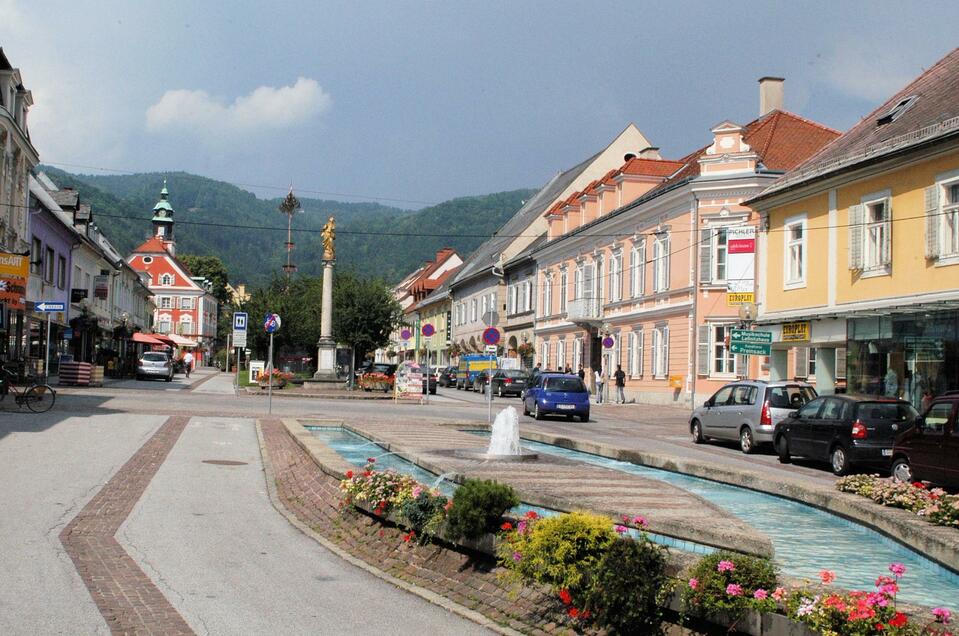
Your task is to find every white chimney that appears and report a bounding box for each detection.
[759,77,784,116]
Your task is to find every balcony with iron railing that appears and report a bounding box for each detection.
[565,296,604,325]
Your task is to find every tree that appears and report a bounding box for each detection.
[332,272,402,364]
[180,254,231,306]
[243,276,322,357]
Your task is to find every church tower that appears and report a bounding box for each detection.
[151,180,176,254]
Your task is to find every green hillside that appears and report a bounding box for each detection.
[38,166,534,285]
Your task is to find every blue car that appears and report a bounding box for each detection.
[522,373,590,422]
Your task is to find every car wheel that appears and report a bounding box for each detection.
[891,457,913,483]
[566,414,574,421]
[580,411,589,423]
[776,435,791,463]
[534,403,543,420]
[830,445,851,476]
[739,427,756,454]
[691,420,704,444]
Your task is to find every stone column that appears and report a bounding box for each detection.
[313,260,337,381]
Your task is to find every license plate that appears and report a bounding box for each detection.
[557,404,575,410]
[882,449,892,457]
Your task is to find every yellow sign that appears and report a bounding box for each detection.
[727,292,754,306]
[0,252,29,311]
[668,374,684,389]
[781,321,810,342]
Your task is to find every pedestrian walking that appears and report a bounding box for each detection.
[594,366,605,403]
[577,365,585,381]
[614,364,626,404]
[564,365,572,375]
[531,363,542,382]
[183,350,194,378]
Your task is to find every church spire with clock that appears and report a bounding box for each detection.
[151,180,176,254]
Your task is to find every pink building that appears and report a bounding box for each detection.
[533,79,839,405]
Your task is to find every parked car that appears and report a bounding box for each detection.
[774,395,919,476]
[136,351,174,382]
[456,354,495,390]
[438,366,458,387]
[690,380,817,454]
[890,391,959,491]
[422,374,437,394]
[472,369,528,396]
[358,363,396,392]
[522,373,590,422]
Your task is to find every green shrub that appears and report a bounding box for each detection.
[401,490,448,542]
[582,536,670,635]
[444,479,519,541]
[498,511,617,596]
[682,550,777,617]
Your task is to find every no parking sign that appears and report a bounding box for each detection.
[264,313,281,333]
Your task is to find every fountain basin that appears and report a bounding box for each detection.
[451,448,539,462]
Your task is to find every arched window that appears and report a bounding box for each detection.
[178,315,193,335]
[158,314,172,334]
[160,273,174,286]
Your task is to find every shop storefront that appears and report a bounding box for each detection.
[846,310,959,410]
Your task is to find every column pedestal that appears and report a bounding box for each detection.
[312,260,338,382]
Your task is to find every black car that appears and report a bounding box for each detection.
[483,369,528,397]
[438,366,458,387]
[422,374,438,394]
[775,394,918,476]
[891,392,959,491]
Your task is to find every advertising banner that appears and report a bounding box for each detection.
[394,361,423,400]
[0,252,29,311]
[725,226,756,294]
[94,275,110,300]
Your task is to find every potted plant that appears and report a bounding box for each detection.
[258,369,292,388]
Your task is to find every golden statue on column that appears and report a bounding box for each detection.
[321,216,336,261]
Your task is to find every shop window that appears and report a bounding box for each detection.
[784,216,806,287]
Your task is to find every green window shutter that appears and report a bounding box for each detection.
[925,185,940,259]
[699,229,713,283]
[848,204,864,270]
[697,325,710,376]
[880,200,892,266]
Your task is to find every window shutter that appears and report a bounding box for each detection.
[925,185,940,259]
[637,330,644,377]
[848,204,864,270]
[662,326,670,376]
[794,347,809,379]
[699,229,713,283]
[626,332,635,377]
[880,201,892,266]
[835,348,847,379]
[637,241,646,295]
[697,325,710,376]
[651,329,659,376]
[663,236,671,290]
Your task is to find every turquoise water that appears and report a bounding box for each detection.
[307,426,716,555]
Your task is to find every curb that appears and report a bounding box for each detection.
[254,420,520,636]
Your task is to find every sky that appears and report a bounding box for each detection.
[3,1,959,208]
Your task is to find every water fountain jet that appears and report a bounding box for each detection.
[454,406,538,462]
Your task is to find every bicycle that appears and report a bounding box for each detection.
[0,367,57,413]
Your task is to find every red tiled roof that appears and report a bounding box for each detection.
[619,157,686,178]
[600,169,619,186]
[131,236,170,254]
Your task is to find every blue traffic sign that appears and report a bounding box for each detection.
[263,313,281,333]
[35,301,66,313]
[233,312,248,331]
[482,327,500,346]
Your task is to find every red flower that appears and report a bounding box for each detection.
[363,470,372,477]
[911,481,925,489]
[875,624,885,631]
[525,510,538,520]
[558,589,572,605]
[581,610,591,620]
[501,522,513,531]
[403,531,416,543]
[345,470,353,479]
[367,457,376,464]
[889,613,908,628]
[567,608,579,618]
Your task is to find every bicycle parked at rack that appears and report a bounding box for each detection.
[0,366,57,413]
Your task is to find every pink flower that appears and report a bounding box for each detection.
[443,500,453,512]
[517,520,527,534]
[511,551,522,562]
[889,562,906,578]
[367,457,376,464]
[632,515,649,528]
[614,524,627,534]
[753,589,768,600]
[933,608,952,624]
[819,569,836,585]
[717,560,736,573]
[726,583,743,597]
[772,587,787,602]
[411,486,423,498]
[688,578,699,590]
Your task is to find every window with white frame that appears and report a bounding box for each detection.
[713,228,728,282]
[784,216,806,287]
[180,296,194,309]
[30,237,41,275]
[556,340,566,370]
[160,273,174,286]
[941,182,959,258]
[627,330,644,377]
[158,315,172,334]
[652,233,669,292]
[574,266,583,300]
[712,324,736,375]
[490,292,497,314]
[481,294,488,318]
[559,270,568,312]
[178,315,193,335]
[523,281,532,312]
[630,240,645,297]
[610,252,623,302]
[864,199,890,271]
[541,341,550,368]
[543,275,552,316]
[573,336,582,371]
[808,347,817,378]
[159,296,172,309]
[651,326,669,378]
[508,285,517,315]
[470,298,477,322]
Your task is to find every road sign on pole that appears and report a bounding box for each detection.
[232,311,248,349]
[421,323,435,337]
[263,313,281,333]
[35,301,66,313]
[482,327,500,346]
[729,329,772,356]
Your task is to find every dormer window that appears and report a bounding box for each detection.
[160,273,174,286]
[877,95,918,126]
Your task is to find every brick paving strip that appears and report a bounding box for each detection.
[59,415,195,636]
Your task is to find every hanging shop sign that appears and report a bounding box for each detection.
[0,252,29,311]
[93,275,110,300]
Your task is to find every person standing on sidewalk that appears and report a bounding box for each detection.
[183,350,194,378]
[613,364,626,404]
[594,366,605,403]
[577,365,585,381]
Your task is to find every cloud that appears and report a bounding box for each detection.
[822,43,915,103]
[145,77,331,135]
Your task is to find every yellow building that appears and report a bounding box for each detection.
[413,280,454,367]
[748,47,959,406]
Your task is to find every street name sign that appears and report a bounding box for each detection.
[730,329,772,356]
[35,300,66,312]
[484,344,498,354]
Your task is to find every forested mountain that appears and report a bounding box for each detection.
[38,166,534,285]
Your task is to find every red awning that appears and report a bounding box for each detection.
[151,334,178,347]
[133,332,167,346]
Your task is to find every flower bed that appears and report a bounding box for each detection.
[836,475,959,529]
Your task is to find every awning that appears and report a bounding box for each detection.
[151,334,178,347]
[166,334,198,348]
[132,332,166,346]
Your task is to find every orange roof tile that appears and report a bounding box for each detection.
[619,157,686,178]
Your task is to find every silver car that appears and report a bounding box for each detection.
[137,351,174,382]
[690,380,817,453]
